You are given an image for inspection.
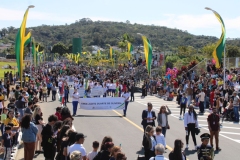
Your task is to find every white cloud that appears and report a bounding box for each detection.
[148,14,240,36]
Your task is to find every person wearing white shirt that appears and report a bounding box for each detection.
[72,89,79,116]
[198,90,205,114]
[111,81,116,97]
[149,144,167,160]
[68,133,87,160]
[108,82,113,97]
[184,104,199,150]
[122,88,130,117]
[154,126,166,148]
[58,80,63,92]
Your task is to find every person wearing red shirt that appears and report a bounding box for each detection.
[210,89,215,108]
[212,78,216,86]
[55,107,62,121]
[207,107,221,151]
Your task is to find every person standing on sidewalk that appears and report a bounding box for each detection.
[186,85,193,106]
[51,83,57,101]
[122,88,130,117]
[198,89,205,114]
[129,82,135,102]
[42,115,58,160]
[21,114,38,160]
[232,91,240,123]
[207,107,221,151]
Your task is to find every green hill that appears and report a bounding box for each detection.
[1,18,240,52]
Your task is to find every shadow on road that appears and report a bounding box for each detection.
[184,148,196,156]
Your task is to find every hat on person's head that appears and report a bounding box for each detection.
[200,133,210,140]
[233,91,237,94]
[75,133,87,141]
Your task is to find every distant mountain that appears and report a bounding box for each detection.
[1,18,240,51]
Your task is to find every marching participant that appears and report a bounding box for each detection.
[71,88,79,116]
[197,133,214,160]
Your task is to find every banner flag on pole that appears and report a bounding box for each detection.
[141,36,152,75]
[205,7,226,68]
[15,6,34,87]
[127,42,133,60]
[24,32,31,46]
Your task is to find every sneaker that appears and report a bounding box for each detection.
[185,144,188,149]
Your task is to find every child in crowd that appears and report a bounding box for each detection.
[154,126,166,148]
[87,141,99,160]
[1,107,8,135]
[164,91,174,101]
[55,107,62,121]
[1,126,15,160]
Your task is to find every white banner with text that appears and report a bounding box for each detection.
[79,97,125,110]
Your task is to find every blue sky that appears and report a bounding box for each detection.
[1,0,240,38]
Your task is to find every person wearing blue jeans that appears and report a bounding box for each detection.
[71,89,79,116]
[122,88,130,117]
[233,92,240,123]
[233,106,239,122]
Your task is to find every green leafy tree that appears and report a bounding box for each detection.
[52,42,67,55]
[227,45,240,57]
[201,43,216,58]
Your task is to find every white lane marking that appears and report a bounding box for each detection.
[216,131,240,135]
[199,124,240,130]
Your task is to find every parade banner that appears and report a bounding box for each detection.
[91,88,104,96]
[78,88,85,97]
[79,97,125,110]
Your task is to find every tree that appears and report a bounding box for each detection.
[66,44,73,53]
[227,45,240,57]
[201,43,216,58]
[52,43,67,55]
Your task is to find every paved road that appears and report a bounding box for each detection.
[16,92,240,160]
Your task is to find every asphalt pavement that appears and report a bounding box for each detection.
[16,92,240,160]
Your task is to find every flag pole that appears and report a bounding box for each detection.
[223,45,226,90]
